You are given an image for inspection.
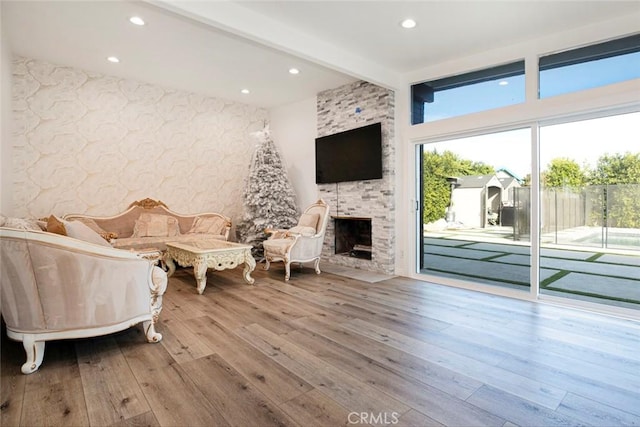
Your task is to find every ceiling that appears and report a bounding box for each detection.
[3,1,639,109]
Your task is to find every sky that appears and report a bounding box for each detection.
[421,49,639,179]
[423,50,640,124]
[425,111,640,180]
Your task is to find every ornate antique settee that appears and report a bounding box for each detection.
[65,198,232,251]
[0,225,167,374]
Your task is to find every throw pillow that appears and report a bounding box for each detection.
[298,213,320,230]
[187,216,226,235]
[75,217,118,241]
[288,225,316,236]
[65,220,112,247]
[132,213,180,238]
[45,215,111,247]
[75,217,105,233]
[46,215,67,235]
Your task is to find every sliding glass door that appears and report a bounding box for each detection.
[418,112,640,311]
[539,112,640,309]
[419,128,532,292]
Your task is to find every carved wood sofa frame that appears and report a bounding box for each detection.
[65,198,232,251]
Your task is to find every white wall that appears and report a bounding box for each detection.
[0,4,13,215]
[268,96,318,211]
[11,57,267,223]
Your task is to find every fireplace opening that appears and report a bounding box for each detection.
[334,217,372,260]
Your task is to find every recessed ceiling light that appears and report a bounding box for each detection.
[401,19,416,29]
[498,80,509,86]
[289,68,300,75]
[107,56,120,63]
[129,16,145,26]
[241,89,250,94]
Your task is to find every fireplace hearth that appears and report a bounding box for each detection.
[333,216,372,260]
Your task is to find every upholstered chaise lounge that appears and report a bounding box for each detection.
[0,226,167,374]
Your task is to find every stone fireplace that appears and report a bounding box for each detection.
[317,81,395,274]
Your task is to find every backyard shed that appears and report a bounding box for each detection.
[450,174,503,228]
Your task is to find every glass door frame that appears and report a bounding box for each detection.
[530,124,540,300]
[415,123,539,299]
[414,108,640,319]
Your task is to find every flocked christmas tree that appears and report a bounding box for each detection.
[237,126,299,258]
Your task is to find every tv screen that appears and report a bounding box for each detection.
[315,122,383,184]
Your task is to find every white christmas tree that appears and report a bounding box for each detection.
[237,126,299,257]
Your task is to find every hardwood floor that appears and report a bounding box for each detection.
[2,265,640,427]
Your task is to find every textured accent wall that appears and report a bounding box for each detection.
[1,28,12,215]
[317,80,395,274]
[11,56,267,225]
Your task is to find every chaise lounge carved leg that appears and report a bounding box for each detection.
[143,320,162,343]
[145,266,166,343]
[264,258,271,270]
[314,258,321,275]
[21,336,45,374]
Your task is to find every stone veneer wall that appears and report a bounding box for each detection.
[11,56,267,224]
[317,81,395,274]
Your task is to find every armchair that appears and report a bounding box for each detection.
[0,227,167,374]
[263,199,330,281]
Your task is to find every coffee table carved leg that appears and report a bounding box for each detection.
[193,258,208,294]
[243,252,256,285]
[165,256,176,277]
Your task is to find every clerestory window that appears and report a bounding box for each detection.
[411,61,525,125]
[539,33,640,98]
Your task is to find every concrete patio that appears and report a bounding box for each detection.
[422,228,640,309]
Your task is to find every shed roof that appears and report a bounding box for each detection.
[498,177,518,188]
[455,174,501,189]
[496,167,523,182]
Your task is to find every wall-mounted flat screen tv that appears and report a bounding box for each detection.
[315,122,383,184]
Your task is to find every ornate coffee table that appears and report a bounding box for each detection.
[165,240,256,294]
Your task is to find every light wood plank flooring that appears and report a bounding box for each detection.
[2,265,640,427]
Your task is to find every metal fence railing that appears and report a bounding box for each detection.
[512,184,640,249]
